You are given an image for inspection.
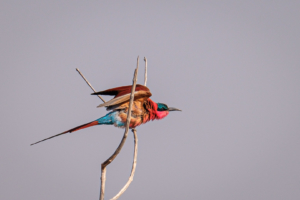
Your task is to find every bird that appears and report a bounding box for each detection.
[31,84,181,145]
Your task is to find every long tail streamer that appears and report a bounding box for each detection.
[30,121,98,146]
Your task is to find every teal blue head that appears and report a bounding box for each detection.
[157,103,169,111]
[155,103,181,119]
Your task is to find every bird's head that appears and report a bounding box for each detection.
[155,103,181,119]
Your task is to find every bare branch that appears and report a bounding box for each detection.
[76,68,106,103]
[99,56,139,200]
[100,167,106,199]
[111,128,138,200]
[144,57,147,86]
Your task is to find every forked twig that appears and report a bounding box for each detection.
[76,57,141,200]
[76,68,106,103]
[99,56,139,200]
[111,128,138,200]
[144,57,147,86]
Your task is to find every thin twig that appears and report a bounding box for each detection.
[99,56,139,200]
[144,57,147,86]
[100,167,106,198]
[111,128,138,200]
[76,68,106,103]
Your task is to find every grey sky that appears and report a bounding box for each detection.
[1,1,300,200]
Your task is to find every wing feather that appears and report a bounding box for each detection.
[92,84,150,98]
[96,90,152,108]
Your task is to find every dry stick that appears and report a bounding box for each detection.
[99,56,139,200]
[111,128,138,200]
[112,57,147,199]
[76,68,106,103]
[100,167,106,199]
[144,57,147,86]
[111,57,148,199]
[76,63,139,199]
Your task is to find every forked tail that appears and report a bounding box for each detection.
[30,120,99,146]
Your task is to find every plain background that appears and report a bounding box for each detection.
[1,1,300,200]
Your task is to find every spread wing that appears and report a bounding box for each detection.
[92,84,152,110]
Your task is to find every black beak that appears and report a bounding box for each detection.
[168,107,182,112]
[91,92,101,95]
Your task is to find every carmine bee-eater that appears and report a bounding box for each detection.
[31,84,181,145]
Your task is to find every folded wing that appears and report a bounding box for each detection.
[92,84,152,110]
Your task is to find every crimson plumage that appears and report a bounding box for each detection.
[31,84,180,145]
